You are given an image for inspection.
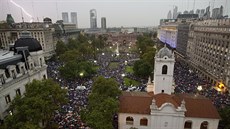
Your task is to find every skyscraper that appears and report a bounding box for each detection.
[71,12,78,28]
[62,12,69,23]
[90,9,97,29]
[173,6,178,19]
[101,17,106,29]
[167,11,172,19]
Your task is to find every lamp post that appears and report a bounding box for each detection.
[79,72,84,85]
[197,86,202,95]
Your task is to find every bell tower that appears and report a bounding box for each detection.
[153,45,175,95]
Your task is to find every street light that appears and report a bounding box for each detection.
[121,73,125,77]
[79,72,84,77]
[197,86,202,91]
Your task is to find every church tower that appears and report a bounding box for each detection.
[153,45,175,95]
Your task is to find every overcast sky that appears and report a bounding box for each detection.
[0,0,229,28]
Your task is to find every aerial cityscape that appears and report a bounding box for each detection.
[0,0,230,129]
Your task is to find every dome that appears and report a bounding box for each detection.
[14,31,42,52]
[156,45,173,58]
[43,17,52,23]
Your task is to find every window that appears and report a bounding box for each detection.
[5,94,11,104]
[140,118,148,126]
[200,121,208,129]
[40,58,43,66]
[43,75,46,79]
[184,121,192,129]
[16,89,21,96]
[0,75,5,84]
[12,70,16,79]
[126,116,134,125]
[162,65,168,74]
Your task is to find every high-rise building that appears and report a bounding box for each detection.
[62,12,69,23]
[167,10,172,19]
[173,6,178,19]
[200,9,205,18]
[90,9,97,29]
[203,6,211,19]
[70,12,78,28]
[212,6,224,19]
[101,17,106,29]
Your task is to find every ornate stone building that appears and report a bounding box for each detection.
[0,31,47,120]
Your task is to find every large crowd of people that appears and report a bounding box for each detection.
[174,59,230,108]
[47,50,230,129]
[47,51,143,129]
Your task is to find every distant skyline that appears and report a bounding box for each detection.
[0,0,229,28]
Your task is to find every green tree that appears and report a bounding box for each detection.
[55,40,68,56]
[59,61,96,79]
[141,47,156,68]
[219,107,230,129]
[81,76,121,129]
[133,60,153,78]
[3,79,67,129]
[59,49,83,63]
[66,38,78,50]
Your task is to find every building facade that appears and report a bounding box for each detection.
[187,19,230,88]
[90,9,97,29]
[0,31,47,120]
[0,22,57,59]
[176,22,191,57]
[101,17,106,30]
[70,12,78,28]
[167,11,172,19]
[118,46,220,129]
[62,12,69,23]
[158,23,178,48]
[212,6,224,19]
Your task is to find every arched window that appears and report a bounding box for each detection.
[200,121,208,129]
[140,118,148,126]
[40,58,43,66]
[126,116,134,125]
[162,65,168,74]
[184,121,192,129]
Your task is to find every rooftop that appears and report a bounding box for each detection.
[119,92,220,119]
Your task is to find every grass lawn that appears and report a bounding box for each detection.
[125,66,134,74]
[124,77,140,87]
[93,66,100,71]
[109,62,119,69]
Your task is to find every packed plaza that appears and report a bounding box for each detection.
[45,45,230,128]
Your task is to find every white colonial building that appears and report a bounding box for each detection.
[0,31,47,120]
[118,46,220,129]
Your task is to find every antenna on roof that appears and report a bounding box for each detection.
[225,0,228,16]
[32,0,35,22]
[56,1,59,20]
[193,0,196,13]
[187,0,189,11]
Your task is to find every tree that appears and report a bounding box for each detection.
[59,49,84,63]
[133,60,153,78]
[81,76,121,129]
[3,79,67,129]
[59,61,96,79]
[141,47,156,68]
[219,107,230,129]
[55,40,68,56]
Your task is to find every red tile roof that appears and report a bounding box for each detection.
[119,92,220,119]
